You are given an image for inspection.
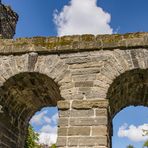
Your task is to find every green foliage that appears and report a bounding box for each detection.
[50,144,56,148]
[143,129,148,148]
[126,145,134,148]
[25,125,41,148]
[143,140,148,148]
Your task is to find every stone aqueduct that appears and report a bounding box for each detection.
[0,3,148,148]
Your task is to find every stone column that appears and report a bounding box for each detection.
[0,111,19,148]
[57,99,110,148]
[0,105,27,148]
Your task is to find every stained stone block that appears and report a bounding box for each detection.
[58,100,71,110]
[68,126,90,136]
[72,99,109,109]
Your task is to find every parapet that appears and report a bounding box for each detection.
[0,32,148,55]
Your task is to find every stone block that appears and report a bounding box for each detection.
[72,99,109,109]
[58,100,70,110]
[92,126,107,136]
[70,117,108,126]
[68,136,107,146]
[58,117,69,126]
[56,137,67,147]
[70,109,94,117]
[58,127,68,136]
[95,109,108,116]
[68,126,90,136]
[75,81,93,87]
[59,110,70,117]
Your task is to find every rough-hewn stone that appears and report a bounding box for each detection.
[0,3,18,38]
[72,99,109,109]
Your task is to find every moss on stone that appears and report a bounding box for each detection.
[81,35,95,42]
[14,41,28,46]
[101,34,123,43]
[123,32,144,39]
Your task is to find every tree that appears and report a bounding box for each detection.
[126,145,134,148]
[143,140,148,148]
[25,124,41,148]
[50,144,56,148]
[143,129,148,148]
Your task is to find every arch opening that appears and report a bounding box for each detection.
[28,106,59,147]
[0,72,62,148]
[107,69,148,118]
[112,106,148,148]
[107,69,148,148]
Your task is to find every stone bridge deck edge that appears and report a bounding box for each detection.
[0,32,148,55]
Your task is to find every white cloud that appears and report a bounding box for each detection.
[39,125,57,146]
[44,116,51,124]
[40,125,57,134]
[118,123,148,142]
[53,0,113,36]
[30,110,59,146]
[38,132,57,146]
[30,109,58,125]
[30,110,48,125]
[51,113,59,124]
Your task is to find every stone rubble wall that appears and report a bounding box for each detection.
[0,4,18,39]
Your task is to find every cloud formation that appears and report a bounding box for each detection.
[53,0,113,36]
[30,110,48,125]
[30,109,59,146]
[38,133,57,146]
[118,123,148,142]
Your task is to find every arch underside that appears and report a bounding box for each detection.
[0,72,62,148]
[107,68,148,118]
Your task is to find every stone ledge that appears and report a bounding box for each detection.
[0,32,148,55]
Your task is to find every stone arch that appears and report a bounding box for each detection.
[106,68,148,148]
[0,72,62,148]
[107,68,148,118]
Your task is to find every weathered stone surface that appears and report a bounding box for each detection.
[72,99,109,109]
[58,100,71,110]
[95,109,108,116]
[56,137,67,147]
[58,117,69,126]
[58,127,68,136]
[92,126,107,136]
[68,136,107,146]
[70,109,94,117]
[70,117,108,126]
[1,32,148,54]
[68,126,90,136]
[0,4,18,39]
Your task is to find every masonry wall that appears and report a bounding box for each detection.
[0,33,147,148]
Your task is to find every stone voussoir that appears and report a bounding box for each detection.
[57,100,71,110]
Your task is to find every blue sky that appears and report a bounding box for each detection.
[3,0,148,37]
[2,0,148,147]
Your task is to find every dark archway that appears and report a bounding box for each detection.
[0,72,62,148]
[107,68,148,148]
